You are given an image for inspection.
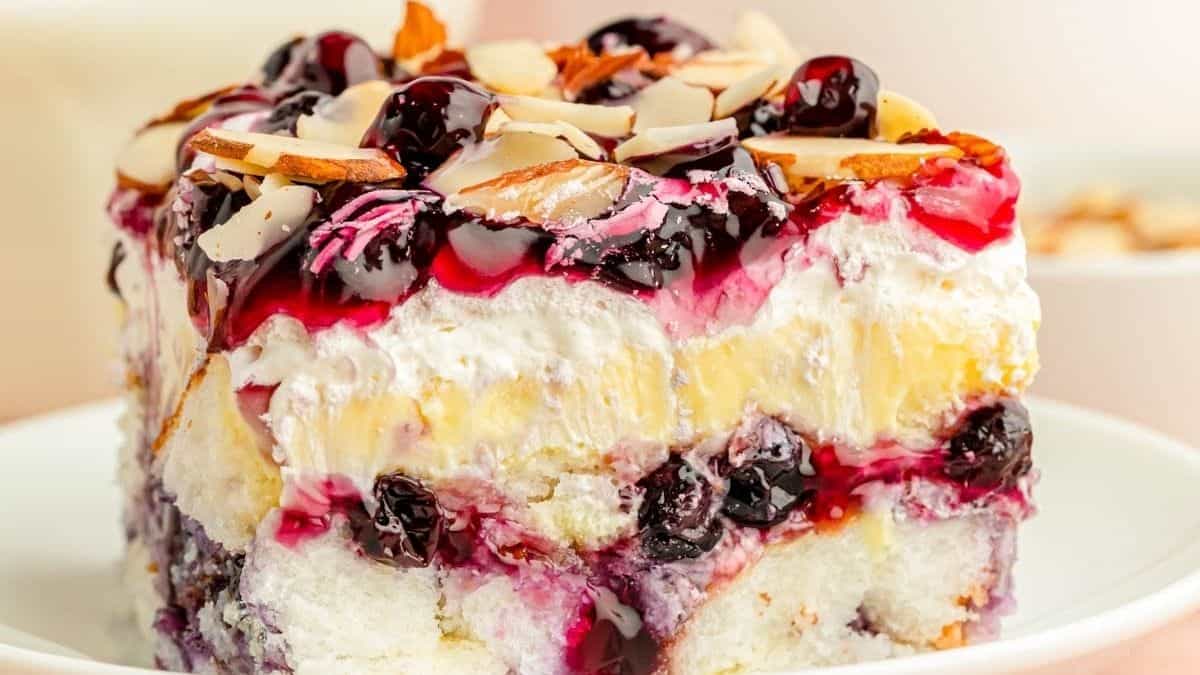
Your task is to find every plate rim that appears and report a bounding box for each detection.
[2,396,1199,675]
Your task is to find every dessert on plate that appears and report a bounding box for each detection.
[108,4,1040,673]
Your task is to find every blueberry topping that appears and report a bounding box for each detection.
[361,77,496,186]
[350,473,443,567]
[585,16,714,57]
[782,56,879,138]
[734,100,786,139]
[261,37,304,86]
[721,418,816,527]
[259,90,332,135]
[264,31,384,96]
[944,401,1033,489]
[637,456,723,561]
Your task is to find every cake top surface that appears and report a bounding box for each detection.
[109,2,1022,349]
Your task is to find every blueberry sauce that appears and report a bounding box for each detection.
[262,31,385,96]
[348,474,443,567]
[585,16,714,57]
[360,77,497,186]
[781,56,879,138]
[636,456,723,561]
[258,90,331,135]
[944,400,1033,491]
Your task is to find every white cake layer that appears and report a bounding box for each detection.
[143,507,1007,675]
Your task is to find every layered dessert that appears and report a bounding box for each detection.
[109,4,1040,673]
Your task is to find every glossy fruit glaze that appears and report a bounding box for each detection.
[106,126,1019,352]
[106,17,1022,352]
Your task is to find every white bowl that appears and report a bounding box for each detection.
[1010,140,1200,444]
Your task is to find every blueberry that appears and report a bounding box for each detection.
[637,456,723,561]
[263,31,384,96]
[782,56,879,138]
[721,419,816,527]
[944,401,1033,489]
[349,473,442,567]
[585,16,714,57]
[361,77,496,185]
[734,100,786,139]
[258,90,331,135]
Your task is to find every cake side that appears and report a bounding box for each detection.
[108,4,1039,674]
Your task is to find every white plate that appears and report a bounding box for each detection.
[1,398,1199,675]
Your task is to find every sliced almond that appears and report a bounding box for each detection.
[297,80,393,146]
[876,90,939,142]
[1055,220,1139,257]
[446,159,630,225]
[731,11,804,71]
[484,108,512,138]
[673,50,774,91]
[499,120,604,160]
[393,0,448,64]
[261,173,293,193]
[148,85,237,126]
[116,122,188,193]
[741,136,962,190]
[1129,200,1200,248]
[630,77,714,133]
[189,128,406,183]
[196,185,317,262]
[466,40,558,95]
[425,132,578,195]
[559,47,646,101]
[214,157,272,176]
[614,118,738,164]
[498,95,634,137]
[712,65,784,119]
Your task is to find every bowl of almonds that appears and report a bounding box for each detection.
[1014,142,1200,444]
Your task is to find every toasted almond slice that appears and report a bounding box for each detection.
[446,159,630,224]
[260,173,294,193]
[214,157,272,176]
[712,65,784,119]
[673,50,774,90]
[466,40,558,95]
[1129,200,1200,248]
[484,108,513,138]
[425,132,578,195]
[559,47,646,101]
[197,185,317,262]
[498,95,634,137]
[393,0,448,62]
[1055,220,1139,257]
[614,118,738,164]
[741,136,962,189]
[116,122,188,192]
[499,120,605,160]
[876,90,940,142]
[189,128,405,183]
[631,77,714,133]
[148,85,237,126]
[297,80,393,146]
[731,10,804,70]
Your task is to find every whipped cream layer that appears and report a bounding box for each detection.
[120,185,1038,551]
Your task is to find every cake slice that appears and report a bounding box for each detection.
[108,4,1039,674]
